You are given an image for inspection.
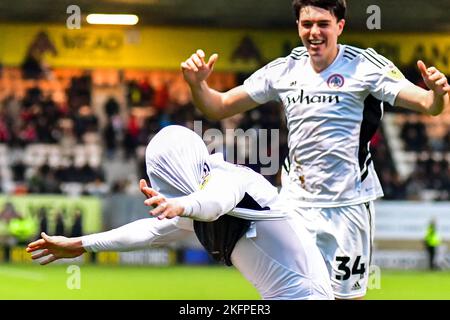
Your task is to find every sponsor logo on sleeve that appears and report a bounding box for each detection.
[386,65,405,80]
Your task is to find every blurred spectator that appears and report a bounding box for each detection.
[85,177,109,197]
[123,114,140,159]
[104,97,120,117]
[111,178,133,194]
[0,122,11,143]
[400,116,428,151]
[21,51,45,80]
[38,207,48,237]
[127,80,142,107]
[103,118,118,159]
[153,81,170,110]
[404,175,426,200]
[138,78,154,105]
[73,105,98,143]
[67,72,91,110]
[380,170,407,200]
[0,202,21,223]
[44,167,62,194]
[70,210,83,237]
[424,218,442,270]
[11,160,26,183]
[18,122,38,145]
[0,202,35,245]
[55,212,65,236]
[8,214,37,245]
[28,165,63,194]
[443,131,450,152]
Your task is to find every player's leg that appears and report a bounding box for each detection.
[314,202,374,300]
[230,217,333,300]
[429,246,436,270]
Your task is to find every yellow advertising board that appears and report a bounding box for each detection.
[0,195,102,236]
[0,24,449,73]
[341,33,450,74]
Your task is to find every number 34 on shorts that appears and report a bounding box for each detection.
[335,255,366,280]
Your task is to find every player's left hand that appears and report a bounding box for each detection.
[417,60,450,96]
[140,179,184,220]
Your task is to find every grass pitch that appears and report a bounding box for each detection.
[1,264,449,300]
[0,264,259,300]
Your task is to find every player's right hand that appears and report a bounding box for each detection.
[181,49,218,87]
[142,187,185,220]
[26,232,85,265]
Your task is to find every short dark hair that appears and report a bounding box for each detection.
[292,0,346,21]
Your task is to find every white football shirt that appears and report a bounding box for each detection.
[182,153,288,220]
[244,44,412,207]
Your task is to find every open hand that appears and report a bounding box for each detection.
[26,232,85,265]
[139,179,184,220]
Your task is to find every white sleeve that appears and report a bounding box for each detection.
[179,172,244,222]
[243,58,283,104]
[81,217,193,252]
[364,48,413,105]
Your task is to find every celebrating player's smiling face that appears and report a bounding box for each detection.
[297,6,345,72]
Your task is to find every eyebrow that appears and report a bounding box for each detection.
[299,19,332,23]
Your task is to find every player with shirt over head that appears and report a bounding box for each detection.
[27,125,333,300]
[180,0,450,299]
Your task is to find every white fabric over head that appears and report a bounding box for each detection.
[145,125,210,197]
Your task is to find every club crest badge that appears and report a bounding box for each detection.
[327,74,345,89]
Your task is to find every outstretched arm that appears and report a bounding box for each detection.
[27,217,193,265]
[395,60,450,115]
[181,49,258,120]
[27,180,199,266]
